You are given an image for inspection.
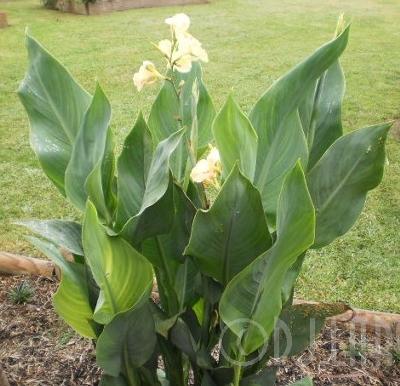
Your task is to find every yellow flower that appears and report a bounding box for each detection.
[165,13,191,37]
[157,39,173,58]
[190,159,214,183]
[190,147,221,184]
[173,53,193,73]
[178,34,208,63]
[206,147,220,165]
[133,61,164,92]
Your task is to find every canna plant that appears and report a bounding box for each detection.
[17,13,391,386]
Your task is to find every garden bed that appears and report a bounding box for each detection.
[1,275,399,385]
[55,0,209,15]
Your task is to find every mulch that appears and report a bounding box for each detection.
[1,275,399,385]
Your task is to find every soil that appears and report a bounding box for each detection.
[1,275,399,385]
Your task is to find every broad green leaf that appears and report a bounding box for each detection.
[120,128,185,245]
[148,79,180,144]
[241,367,276,386]
[28,237,97,338]
[185,165,271,285]
[308,123,390,248]
[65,84,113,215]
[250,27,349,225]
[96,301,156,377]
[115,112,153,230]
[18,34,91,195]
[301,60,345,170]
[220,162,315,354]
[212,96,258,180]
[271,302,350,358]
[16,219,83,256]
[83,201,153,324]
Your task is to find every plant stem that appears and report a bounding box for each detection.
[233,362,242,386]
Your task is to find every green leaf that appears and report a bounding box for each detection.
[122,177,175,248]
[120,127,185,245]
[219,162,315,354]
[83,201,153,324]
[250,27,349,225]
[96,301,157,377]
[185,165,271,286]
[18,34,91,195]
[115,112,153,230]
[308,123,391,248]
[271,302,350,358]
[212,96,258,180]
[16,219,83,256]
[65,84,114,215]
[148,79,180,144]
[28,236,98,338]
[241,367,276,386]
[138,128,185,216]
[301,60,345,170]
[150,303,178,338]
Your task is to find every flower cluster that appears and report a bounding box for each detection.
[190,147,221,186]
[133,13,208,91]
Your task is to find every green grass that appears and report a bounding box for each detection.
[0,0,399,312]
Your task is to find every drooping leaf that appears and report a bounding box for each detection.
[28,236,98,338]
[64,84,114,217]
[16,219,83,256]
[115,112,153,230]
[220,162,315,354]
[83,201,153,324]
[270,302,350,358]
[212,96,258,180]
[250,27,349,225]
[18,34,91,195]
[185,165,271,286]
[96,301,157,377]
[308,123,390,248]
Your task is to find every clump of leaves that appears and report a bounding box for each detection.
[16,12,391,386]
[8,281,34,304]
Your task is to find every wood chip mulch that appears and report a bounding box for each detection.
[1,275,399,385]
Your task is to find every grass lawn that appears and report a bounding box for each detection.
[0,0,399,312]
